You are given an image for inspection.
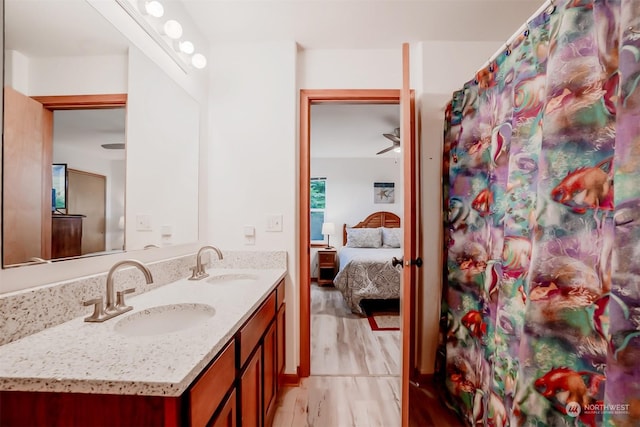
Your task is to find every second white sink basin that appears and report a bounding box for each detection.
[206,273,259,284]
[114,303,215,337]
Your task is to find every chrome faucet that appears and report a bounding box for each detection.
[189,245,223,280]
[84,259,153,322]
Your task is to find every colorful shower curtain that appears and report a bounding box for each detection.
[439,0,640,426]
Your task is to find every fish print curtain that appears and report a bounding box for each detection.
[439,0,640,426]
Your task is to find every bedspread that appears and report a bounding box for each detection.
[333,247,402,315]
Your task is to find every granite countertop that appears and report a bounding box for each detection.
[0,268,286,397]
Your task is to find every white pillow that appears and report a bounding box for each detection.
[381,227,402,248]
[346,227,382,248]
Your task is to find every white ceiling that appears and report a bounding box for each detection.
[53,109,127,161]
[5,0,545,159]
[311,104,400,158]
[181,0,544,49]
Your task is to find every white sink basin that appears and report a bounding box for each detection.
[114,303,215,337]
[206,273,259,284]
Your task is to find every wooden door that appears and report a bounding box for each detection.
[3,87,52,265]
[211,390,237,427]
[240,349,262,427]
[277,304,286,384]
[263,321,277,426]
[68,169,106,254]
[400,43,419,427]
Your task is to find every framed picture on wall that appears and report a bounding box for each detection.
[374,182,395,204]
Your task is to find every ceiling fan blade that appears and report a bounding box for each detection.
[383,133,401,144]
[376,145,396,155]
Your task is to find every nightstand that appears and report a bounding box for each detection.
[317,249,337,286]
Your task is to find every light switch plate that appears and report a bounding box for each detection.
[136,214,152,231]
[266,214,283,232]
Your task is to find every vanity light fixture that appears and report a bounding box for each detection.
[140,0,164,18]
[115,0,207,71]
[178,40,195,55]
[191,53,207,69]
[163,19,183,39]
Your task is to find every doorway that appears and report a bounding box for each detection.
[298,89,404,425]
[309,102,403,378]
[299,89,404,379]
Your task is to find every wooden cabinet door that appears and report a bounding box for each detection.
[211,390,236,427]
[276,305,286,386]
[67,168,106,254]
[263,322,277,426]
[240,349,262,427]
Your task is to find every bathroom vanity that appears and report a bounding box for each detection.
[0,268,286,427]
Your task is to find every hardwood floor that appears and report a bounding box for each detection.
[310,284,400,376]
[272,284,463,427]
[273,284,400,426]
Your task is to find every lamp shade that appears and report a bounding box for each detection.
[321,222,335,235]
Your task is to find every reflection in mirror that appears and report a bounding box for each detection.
[3,0,202,269]
[53,108,126,255]
[3,0,129,267]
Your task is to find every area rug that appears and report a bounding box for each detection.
[361,299,400,331]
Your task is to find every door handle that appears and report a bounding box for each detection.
[392,257,423,268]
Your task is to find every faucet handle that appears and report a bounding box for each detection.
[116,288,135,312]
[83,297,106,322]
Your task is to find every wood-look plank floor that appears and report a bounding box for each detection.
[273,284,401,426]
[272,284,464,427]
[310,284,400,376]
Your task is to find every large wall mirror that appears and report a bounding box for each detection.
[2,0,200,268]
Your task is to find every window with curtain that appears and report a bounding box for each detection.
[310,177,326,241]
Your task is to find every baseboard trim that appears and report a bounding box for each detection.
[279,373,301,387]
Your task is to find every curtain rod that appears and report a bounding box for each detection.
[477,0,553,73]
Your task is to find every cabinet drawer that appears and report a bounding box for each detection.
[318,252,335,265]
[276,279,285,310]
[189,340,235,427]
[239,292,276,367]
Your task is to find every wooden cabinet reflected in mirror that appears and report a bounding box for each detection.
[3,93,126,266]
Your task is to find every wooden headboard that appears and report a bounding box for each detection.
[342,211,401,245]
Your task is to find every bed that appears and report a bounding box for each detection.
[332,211,402,315]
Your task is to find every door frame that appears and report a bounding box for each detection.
[298,89,411,379]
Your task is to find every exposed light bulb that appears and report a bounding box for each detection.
[178,40,195,55]
[393,146,401,153]
[191,53,207,69]
[163,19,183,39]
[144,1,164,18]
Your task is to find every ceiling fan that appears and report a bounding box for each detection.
[377,127,400,155]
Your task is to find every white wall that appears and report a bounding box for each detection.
[314,157,402,233]
[414,40,505,373]
[207,45,403,374]
[310,157,402,276]
[299,48,401,88]
[4,52,127,96]
[207,41,298,372]
[126,46,200,250]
